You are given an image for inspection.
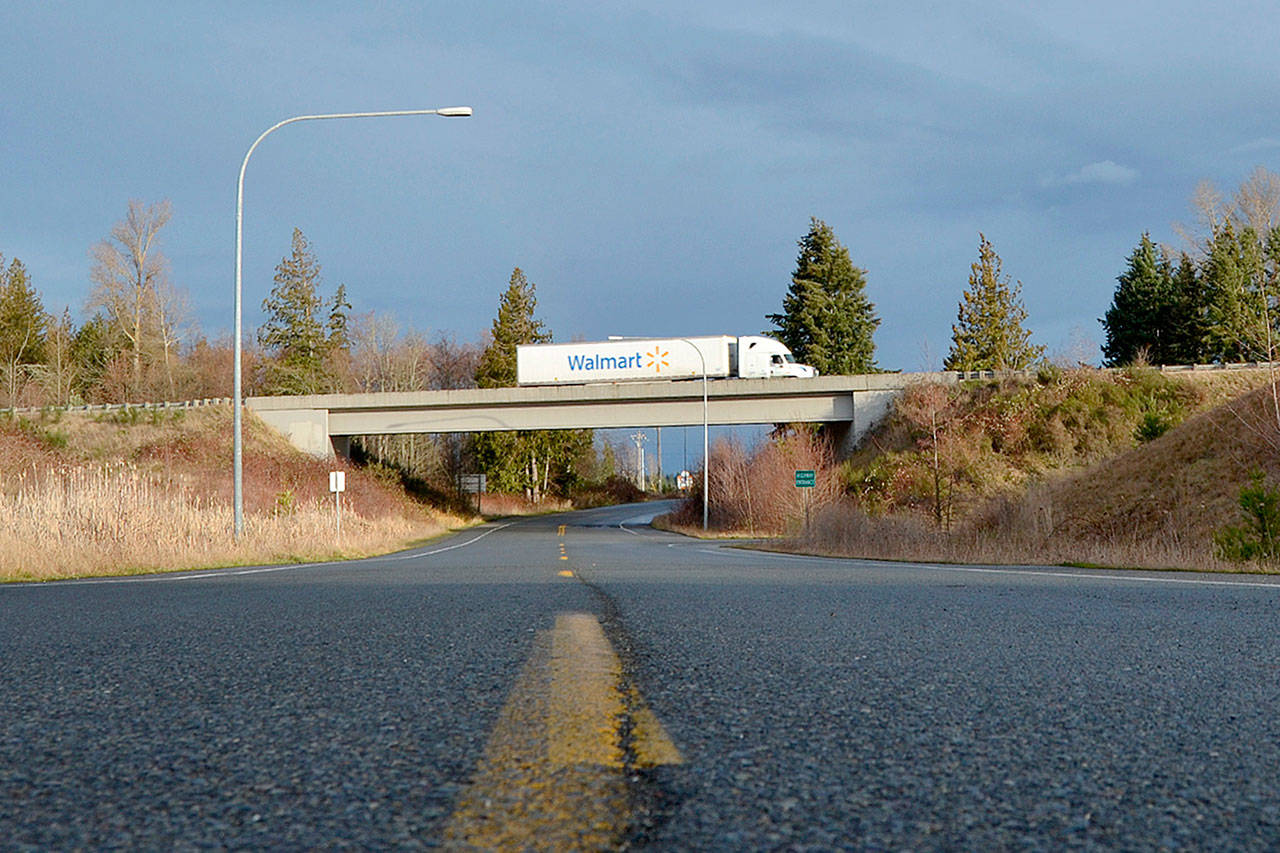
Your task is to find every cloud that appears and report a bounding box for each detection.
[1040,160,1139,188]
[1230,138,1280,156]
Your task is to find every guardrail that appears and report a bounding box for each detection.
[4,398,233,416]
[946,362,1280,381]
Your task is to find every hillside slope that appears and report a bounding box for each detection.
[971,382,1280,560]
[845,367,1270,520]
[780,367,1280,570]
[1,405,464,581]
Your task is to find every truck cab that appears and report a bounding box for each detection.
[734,336,818,379]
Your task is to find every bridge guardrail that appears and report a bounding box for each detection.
[4,398,233,417]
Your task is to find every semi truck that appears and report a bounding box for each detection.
[516,335,817,385]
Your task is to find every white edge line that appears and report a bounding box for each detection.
[697,546,1280,590]
[5,522,518,588]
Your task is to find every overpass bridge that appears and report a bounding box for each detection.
[246,373,931,458]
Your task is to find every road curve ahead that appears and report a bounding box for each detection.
[5,502,1280,849]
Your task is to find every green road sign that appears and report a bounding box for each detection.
[794,469,816,488]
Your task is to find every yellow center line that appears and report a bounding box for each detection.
[441,611,682,848]
[548,614,625,768]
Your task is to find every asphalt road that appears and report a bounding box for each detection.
[5,502,1280,849]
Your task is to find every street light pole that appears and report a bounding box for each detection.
[676,338,709,531]
[606,335,710,530]
[233,106,472,539]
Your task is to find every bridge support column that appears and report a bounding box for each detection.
[823,421,860,458]
[249,406,334,458]
[823,389,901,459]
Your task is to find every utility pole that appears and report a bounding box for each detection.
[630,431,648,492]
[655,427,662,492]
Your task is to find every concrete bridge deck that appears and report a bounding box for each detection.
[246,373,924,457]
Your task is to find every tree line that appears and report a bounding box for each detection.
[0,204,608,502]
[1102,167,1280,367]
[769,217,1041,373]
[5,170,1276,499]
[0,198,1075,420]
[0,205,482,411]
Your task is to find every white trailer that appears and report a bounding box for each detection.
[516,335,816,385]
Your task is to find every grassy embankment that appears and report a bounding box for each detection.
[664,366,1280,571]
[1,405,469,582]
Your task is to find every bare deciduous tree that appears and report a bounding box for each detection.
[88,200,190,399]
[1234,166,1280,237]
[33,309,78,406]
[1175,179,1227,257]
[347,316,482,489]
[897,381,961,529]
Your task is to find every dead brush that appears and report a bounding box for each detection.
[673,429,840,536]
[787,493,1234,572]
[2,463,448,581]
[478,492,572,516]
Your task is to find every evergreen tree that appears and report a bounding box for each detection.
[327,283,352,352]
[944,234,1044,371]
[0,257,48,367]
[1101,234,1177,366]
[767,218,879,374]
[1201,223,1269,363]
[469,268,589,502]
[0,256,48,407]
[475,268,549,388]
[258,228,345,394]
[70,314,114,400]
[1166,253,1212,364]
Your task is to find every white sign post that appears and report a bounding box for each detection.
[329,470,346,541]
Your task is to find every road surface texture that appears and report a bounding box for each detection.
[4,501,1280,849]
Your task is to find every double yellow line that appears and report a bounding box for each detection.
[441,612,682,848]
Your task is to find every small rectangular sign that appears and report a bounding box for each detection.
[329,471,346,493]
[459,474,487,494]
[794,469,816,488]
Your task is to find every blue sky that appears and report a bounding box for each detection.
[4,1,1280,373]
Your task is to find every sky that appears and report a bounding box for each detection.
[4,0,1280,379]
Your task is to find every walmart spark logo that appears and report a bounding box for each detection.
[646,347,669,373]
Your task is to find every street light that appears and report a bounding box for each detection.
[233,106,472,538]
[609,336,710,530]
[677,338,710,531]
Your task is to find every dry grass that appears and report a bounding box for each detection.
[0,406,467,582]
[779,383,1280,572]
[780,500,1236,572]
[650,512,763,539]
[477,492,573,517]
[0,464,453,582]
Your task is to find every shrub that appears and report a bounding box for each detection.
[1135,409,1175,442]
[674,428,838,535]
[39,427,69,449]
[572,476,645,509]
[1214,471,1280,562]
[274,488,297,517]
[1036,362,1061,385]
